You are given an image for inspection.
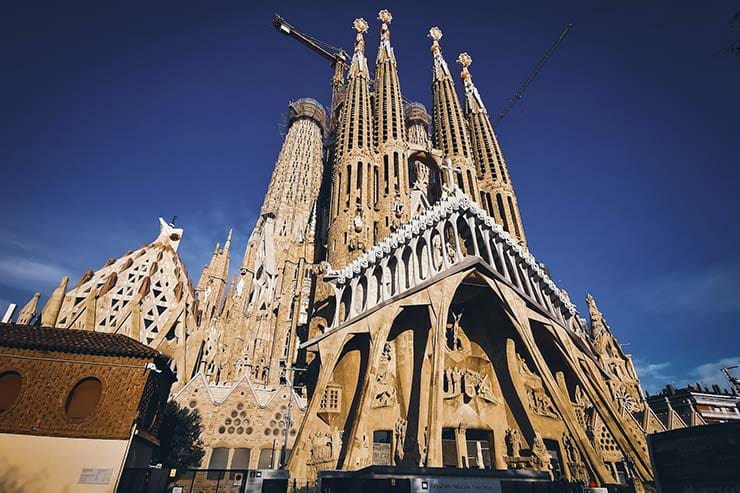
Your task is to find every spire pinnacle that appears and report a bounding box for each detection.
[224,228,233,252]
[350,18,370,77]
[429,27,451,80]
[377,10,395,63]
[457,52,487,113]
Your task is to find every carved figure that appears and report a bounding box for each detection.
[394,418,407,463]
[392,194,403,217]
[418,426,428,467]
[531,432,551,470]
[372,369,397,408]
[355,433,370,466]
[563,434,580,463]
[517,352,533,376]
[446,240,456,263]
[527,387,559,419]
[446,311,464,351]
[353,208,364,232]
[330,427,343,460]
[506,428,521,457]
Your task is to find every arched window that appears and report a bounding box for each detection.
[65,377,102,419]
[0,371,22,412]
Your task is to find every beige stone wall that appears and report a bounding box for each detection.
[0,433,129,493]
[173,375,305,471]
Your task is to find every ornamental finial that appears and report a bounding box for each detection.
[429,27,443,55]
[457,52,472,80]
[378,9,392,25]
[353,18,369,34]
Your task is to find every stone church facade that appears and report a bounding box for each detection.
[7,9,660,491]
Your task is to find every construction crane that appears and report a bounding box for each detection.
[273,15,348,70]
[722,366,740,394]
[273,14,349,133]
[273,14,572,129]
[492,23,573,128]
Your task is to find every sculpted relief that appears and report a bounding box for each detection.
[309,427,343,468]
[516,351,559,419]
[371,342,398,408]
[443,367,500,405]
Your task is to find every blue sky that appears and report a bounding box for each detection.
[2,1,739,393]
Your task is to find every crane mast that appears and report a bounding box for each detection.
[722,366,740,394]
[273,14,348,134]
[493,23,573,127]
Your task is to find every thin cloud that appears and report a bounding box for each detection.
[0,256,68,288]
[634,360,675,394]
[633,262,740,316]
[176,204,256,283]
[690,356,740,390]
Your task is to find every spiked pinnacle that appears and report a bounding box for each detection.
[350,18,370,77]
[377,9,395,63]
[429,27,451,80]
[457,52,487,113]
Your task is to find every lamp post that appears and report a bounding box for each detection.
[280,366,306,469]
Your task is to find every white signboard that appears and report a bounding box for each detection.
[78,468,113,484]
[412,477,502,492]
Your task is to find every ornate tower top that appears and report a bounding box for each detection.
[377,9,395,63]
[350,18,370,77]
[457,52,487,113]
[429,27,451,82]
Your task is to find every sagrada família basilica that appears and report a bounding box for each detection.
[7,10,671,491]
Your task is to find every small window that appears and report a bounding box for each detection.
[65,377,102,419]
[0,371,22,412]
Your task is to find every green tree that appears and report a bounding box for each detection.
[153,401,205,471]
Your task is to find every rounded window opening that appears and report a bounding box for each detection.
[0,371,23,412]
[65,377,102,419]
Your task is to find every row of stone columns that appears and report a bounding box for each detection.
[327,199,579,333]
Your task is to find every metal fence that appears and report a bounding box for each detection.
[118,468,301,493]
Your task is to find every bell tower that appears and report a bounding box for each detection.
[429,27,481,204]
[373,9,410,240]
[458,52,527,247]
[327,18,375,267]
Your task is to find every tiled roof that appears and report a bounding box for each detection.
[0,323,158,359]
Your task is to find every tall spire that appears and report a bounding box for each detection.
[429,27,452,81]
[196,228,232,321]
[457,52,527,246]
[16,292,40,325]
[429,28,481,204]
[328,18,376,266]
[349,18,370,78]
[377,9,396,64]
[373,9,410,240]
[224,228,233,254]
[40,276,68,326]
